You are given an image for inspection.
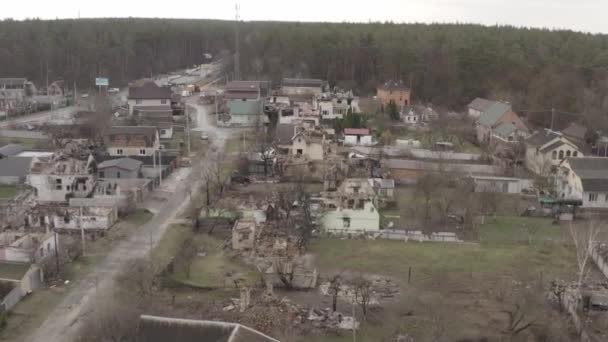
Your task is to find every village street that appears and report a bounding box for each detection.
[25,102,228,342]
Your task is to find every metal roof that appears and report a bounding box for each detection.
[468,98,496,112]
[128,81,172,100]
[566,157,608,192]
[0,157,32,177]
[0,144,24,157]
[478,102,511,127]
[344,128,370,136]
[526,129,562,147]
[97,157,143,171]
[137,315,279,342]
[493,122,517,138]
[275,123,296,145]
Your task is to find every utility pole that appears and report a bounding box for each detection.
[550,108,555,131]
[80,207,85,256]
[54,232,60,275]
[234,4,240,81]
[158,150,163,184]
[152,150,157,189]
[185,107,191,155]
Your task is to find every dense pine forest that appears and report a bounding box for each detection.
[2,18,608,126]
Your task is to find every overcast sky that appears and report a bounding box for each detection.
[5,0,608,34]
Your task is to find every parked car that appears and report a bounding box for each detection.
[108,88,120,93]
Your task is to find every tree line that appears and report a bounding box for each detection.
[2,18,608,128]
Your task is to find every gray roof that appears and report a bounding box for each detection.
[128,81,172,100]
[0,78,27,86]
[275,123,296,145]
[562,122,587,141]
[0,144,24,157]
[468,98,496,112]
[478,102,511,127]
[539,140,567,153]
[567,157,608,192]
[378,80,409,91]
[97,157,143,171]
[137,315,279,342]
[0,157,32,177]
[493,122,517,138]
[282,78,324,88]
[526,129,562,147]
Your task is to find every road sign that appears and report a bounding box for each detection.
[95,77,109,86]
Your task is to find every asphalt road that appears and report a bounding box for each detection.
[24,102,229,342]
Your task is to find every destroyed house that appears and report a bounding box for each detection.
[27,154,97,203]
[376,80,410,107]
[28,205,118,231]
[0,232,57,264]
[281,78,325,95]
[105,126,160,157]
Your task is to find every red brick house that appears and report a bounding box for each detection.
[377,80,411,107]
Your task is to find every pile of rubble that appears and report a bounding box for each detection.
[319,275,400,304]
[222,294,359,331]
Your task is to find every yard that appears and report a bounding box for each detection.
[391,127,481,154]
[0,137,51,150]
[0,185,18,199]
[168,225,260,288]
[305,232,579,341]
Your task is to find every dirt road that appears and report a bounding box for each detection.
[24,103,229,342]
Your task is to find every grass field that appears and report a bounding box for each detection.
[167,225,260,288]
[0,185,18,199]
[0,137,51,150]
[304,223,578,341]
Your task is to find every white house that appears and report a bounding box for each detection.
[105,126,160,157]
[525,129,582,175]
[321,200,380,233]
[27,154,97,203]
[127,81,172,115]
[556,157,608,209]
[400,106,429,125]
[344,128,373,146]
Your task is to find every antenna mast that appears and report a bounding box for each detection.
[234,4,240,80]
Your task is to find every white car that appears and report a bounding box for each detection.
[200,132,209,140]
[108,88,120,93]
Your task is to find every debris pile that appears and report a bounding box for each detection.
[222,295,359,331]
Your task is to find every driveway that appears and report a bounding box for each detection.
[24,102,231,342]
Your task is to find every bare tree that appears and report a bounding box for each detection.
[569,221,602,291]
[179,238,198,279]
[328,274,342,312]
[353,276,372,318]
[415,173,441,228]
[117,258,156,298]
[501,303,534,338]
